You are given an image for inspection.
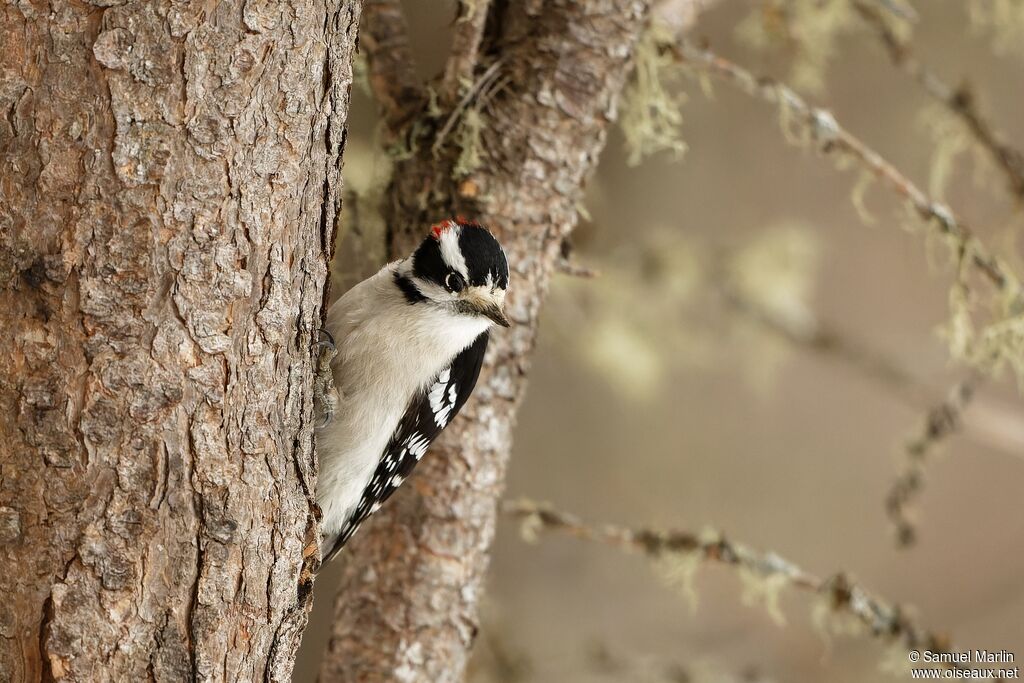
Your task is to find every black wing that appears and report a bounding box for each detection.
[324,332,489,561]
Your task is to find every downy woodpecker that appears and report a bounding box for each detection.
[315,219,510,561]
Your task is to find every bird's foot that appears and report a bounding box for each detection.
[313,328,339,428]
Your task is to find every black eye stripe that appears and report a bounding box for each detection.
[444,272,465,292]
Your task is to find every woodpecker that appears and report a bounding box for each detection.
[315,218,510,562]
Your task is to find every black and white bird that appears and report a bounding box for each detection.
[315,218,510,562]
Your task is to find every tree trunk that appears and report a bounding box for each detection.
[0,1,359,680]
[320,1,662,680]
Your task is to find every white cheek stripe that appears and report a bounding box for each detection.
[414,278,452,302]
[439,225,469,279]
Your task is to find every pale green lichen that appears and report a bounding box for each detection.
[515,508,545,545]
[879,640,916,677]
[619,22,687,166]
[547,230,711,399]
[456,0,480,23]
[651,550,703,614]
[352,53,372,98]
[574,199,592,223]
[776,87,1022,388]
[580,318,665,400]
[384,118,422,161]
[426,85,443,119]
[728,224,821,395]
[970,0,1024,59]
[919,100,1003,203]
[810,592,869,653]
[738,567,789,626]
[549,224,821,400]
[776,96,805,146]
[975,311,1024,386]
[729,224,820,333]
[453,108,485,177]
[850,170,877,225]
[919,102,972,200]
[966,267,1024,385]
[333,139,391,290]
[735,0,859,95]
[938,240,1024,388]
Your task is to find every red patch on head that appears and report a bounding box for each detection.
[430,219,460,240]
[431,216,483,240]
[430,222,449,240]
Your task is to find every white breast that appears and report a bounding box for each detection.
[315,262,489,538]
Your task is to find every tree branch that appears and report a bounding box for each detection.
[720,283,920,404]
[886,378,977,547]
[360,0,427,135]
[673,39,1018,298]
[321,2,674,681]
[502,499,960,665]
[720,277,1024,459]
[440,0,494,105]
[720,277,1024,545]
[852,0,1024,202]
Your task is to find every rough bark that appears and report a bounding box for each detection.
[0,1,360,680]
[320,1,660,681]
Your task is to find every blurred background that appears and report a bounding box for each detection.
[299,1,1024,680]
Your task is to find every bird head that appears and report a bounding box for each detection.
[400,218,510,327]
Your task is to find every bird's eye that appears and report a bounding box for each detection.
[444,272,465,293]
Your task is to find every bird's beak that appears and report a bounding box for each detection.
[461,287,511,327]
[463,289,511,327]
[479,301,510,328]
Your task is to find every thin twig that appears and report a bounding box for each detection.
[555,258,602,279]
[874,0,919,23]
[587,641,719,683]
[720,284,920,404]
[852,0,1024,202]
[360,0,427,134]
[720,280,1024,461]
[672,39,1017,298]
[555,239,601,278]
[440,0,494,105]
[433,58,505,154]
[502,499,959,662]
[721,280,1023,542]
[886,378,978,547]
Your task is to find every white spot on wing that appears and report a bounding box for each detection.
[405,433,431,460]
[429,369,457,426]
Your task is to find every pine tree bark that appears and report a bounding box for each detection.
[0,1,360,680]
[320,1,679,680]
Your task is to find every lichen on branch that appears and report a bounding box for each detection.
[671,38,1024,387]
[503,499,964,676]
